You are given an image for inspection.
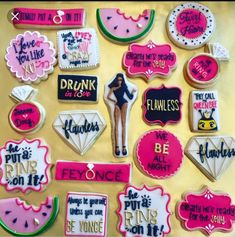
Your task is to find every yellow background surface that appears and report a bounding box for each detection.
[0,1,235,237]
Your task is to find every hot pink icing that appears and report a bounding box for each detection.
[55,161,131,183]
[10,102,41,132]
[13,8,85,27]
[0,197,53,233]
[5,31,56,83]
[99,9,151,37]
[188,54,219,82]
[117,185,171,237]
[123,40,177,81]
[178,187,235,235]
[176,9,207,39]
[0,138,50,193]
[136,129,183,179]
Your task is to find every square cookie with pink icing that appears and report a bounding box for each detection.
[57,28,100,70]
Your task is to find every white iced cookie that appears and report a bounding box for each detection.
[104,73,138,158]
[53,110,106,155]
[57,28,100,70]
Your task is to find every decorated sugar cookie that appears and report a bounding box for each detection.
[5,31,56,83]
[55,161,131,183]
[143,85,182,126]
[0,196,59,236]
[57,28,99,70]
[136,129,183,179]
[104,73,138,158]
[185,53,220,88]
[189,90,220,132]
[206,42,230,62]
[123,40,177,81]
[117,185,171,237]
[166,2,215,49]
[53,110,106,155]
[185,136,235,181]
[65,192,108,236]
[177,187,235,235]
[0,138,51,193]
[12,8,85,28]
[9,85,46,134]
[58,74,99,103]
[96,8,155,44]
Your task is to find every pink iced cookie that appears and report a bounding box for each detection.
[186,53,220,88]
[117,185,171,237]
[0,196,59,236]
[167,2,215,49]
[136,129,183,179]
[123,40,177,81]
[5,31,56,83]
[0,138,51,193]
[177,187,235,235]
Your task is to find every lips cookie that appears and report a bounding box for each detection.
[9,85,46,134]
[136,129,184,179]
[5,31,56,84]
[166,2,215,49]
[123,40,177,82]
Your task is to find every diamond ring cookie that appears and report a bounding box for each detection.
[53,110,106,155]
[96,8,155,44]
[57,28,99,70]
[166,2,215,49]
[0,196,59,236]
[185,136,235,181]
[5,31,56,84]
[177,187,235,235]
[9,85,46,134]
[184,53,220,88]
[136,129,184,179]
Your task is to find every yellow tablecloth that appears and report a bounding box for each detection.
[0,1,235,236]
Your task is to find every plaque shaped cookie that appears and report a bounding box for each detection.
[5,31,56,83]
[57,28,99,70]
[53,110,106,155]
[177,187,235,235]
[123,41,177,81]
[143,85,182,126]
[104,73,138,158]
[166,2,215,49]
[136,129,184,179]
[58,74,98,102]
[65,192,108,237]
[0,196,59,236]
[117,185,171,237]
[189,91,220,132]
[185,136,235,181]
[0,138,51,193]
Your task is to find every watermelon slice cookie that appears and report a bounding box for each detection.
[0,196,59,236]
[96,8,155,44]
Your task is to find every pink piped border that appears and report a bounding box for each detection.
[116,9,150,22]
[0,137,51,193]
[116,184,171,237]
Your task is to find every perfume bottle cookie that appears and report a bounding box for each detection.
[104,73,138,158]
[5,31,56,83]
[96,8,155,44]
[9,85,46,134]
[57,28,99,70]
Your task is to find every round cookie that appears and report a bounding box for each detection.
[166,2,215,49]
[184,53,220,88]
[5,31,56,84]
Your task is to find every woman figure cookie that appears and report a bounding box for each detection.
[104,73,137,157]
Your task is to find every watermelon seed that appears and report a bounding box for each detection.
[114,25,118,30]
[46,205,52,209]
[137,23,142,28]
[12,218,17,224]
[25,221,28,228]
[42,212,47,216]
[107,16,112,20]
[145,16,149,20]
[5,211,11,215]
[34,218,40,226]
[126,29,130,33]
